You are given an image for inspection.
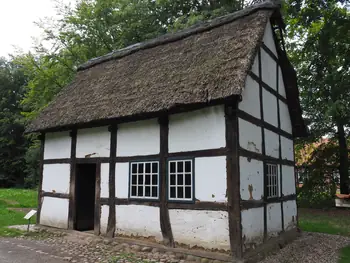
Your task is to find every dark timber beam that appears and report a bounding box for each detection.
[41,192,69,199]
[240,194,296,210]
[94,162,101,235]
[159,116,174,247]
[225,101,243,259]
[37,133,45,225]
[107,125,117,237]
[68,129,77,230]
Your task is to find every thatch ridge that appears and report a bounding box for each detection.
[78,1,279,71]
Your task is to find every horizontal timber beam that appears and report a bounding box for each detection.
[237,110,293,140]
[239,147,294,166]
[41,192,70,199]
[100,198,228,211]
[240,194,296,210]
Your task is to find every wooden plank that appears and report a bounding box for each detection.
[41,192,69,199]
[68,129,77,230]
[239,148,294,166]
[94,162,101,236]
[43,158,70,164]
[107,125,117,237]
[240,194,296,210]
[159,116,174,247]
[225,101,242,259]
[37,133,45,225]
[76,157,110,163]
[168,148,227,158]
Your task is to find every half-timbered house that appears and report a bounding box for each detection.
[27,1,307,260]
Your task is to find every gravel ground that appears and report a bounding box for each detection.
[6,229,350,263]
[260,232,350,263]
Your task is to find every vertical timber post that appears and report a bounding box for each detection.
[94,161,101,235]
[68,129,77,230]
[36,133,45,225]
[159,116,174,247]
[225,98,243,259]
[107,125,117,237]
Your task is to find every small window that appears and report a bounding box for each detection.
[266,163,278,198]
[130,161,159,199]
[168,159,193,201]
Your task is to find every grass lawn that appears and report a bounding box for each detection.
[299,208,350,263]
[0,188,37,237]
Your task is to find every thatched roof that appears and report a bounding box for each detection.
[27,2,306,137]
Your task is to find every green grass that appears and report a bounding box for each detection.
[0,188,37,208]
[0,188,37,237]
[339,246,350,263]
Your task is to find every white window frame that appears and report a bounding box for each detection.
[168,159,194,202]
[129,161,159,199]
[266,163,278,198]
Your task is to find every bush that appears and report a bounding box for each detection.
[297,169,336,209]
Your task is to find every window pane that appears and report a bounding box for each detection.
[177,174,183,185]
[138,186,143,196]
[170,187,176,198]
[145,174,151,185]
[170,174,176,185]
[170,162,176,173]
[185,187,191,198]
[131,174,137,184]
[178,187,184,198]
[185,161,191,173]
[151,187,158,197]
[152,174,158,185]
[152,162,158,173]
[131,186,137,196]
[132,163,137,173]
[145,163,151,173]
[185,174,191,185]
[138,163,144,173]
[138,174,143,184]
[177,161,184,173]
[145,186,151,197]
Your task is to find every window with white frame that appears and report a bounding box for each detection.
[168,159,193,201]
[130,161,159,199]
[266,163,278,198]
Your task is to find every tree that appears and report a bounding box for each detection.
[284,0,350,193]
[0,58,27,187]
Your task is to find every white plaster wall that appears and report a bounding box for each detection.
[169,105,225,153]
[195,157,226,202]
[76,127,110,158]
[42,164,70,194]
[262,21,278,56]
[263,89,278,127]
[101,163,109,198]
[100,205,109,235]
[264,129,279,159]
[240,157,264,201]
[169,210,230,250]
[117,119,159,156]
[279,100,292,134]
[40,197,69,229]
[266,203,282,237]
[115,162,129,198]
[241,207,264,250]
[283,200,297,230]
[44,132,71,159]
[261,48,277,90]
[251,54,259,76]
[239,76,261,119]
[239,118,262,153]
[115,205,162,241]
[281,137,294,161]
[282,165,296,195]
[278,67,286,98]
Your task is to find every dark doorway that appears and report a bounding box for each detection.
[75,163,96,231]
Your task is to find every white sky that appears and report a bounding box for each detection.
[0,0,72,57]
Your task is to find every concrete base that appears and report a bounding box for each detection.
[335,198,350,208]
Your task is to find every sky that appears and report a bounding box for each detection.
[0,0,72,57]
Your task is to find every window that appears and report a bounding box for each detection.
[168,159,193,201]
[130,161,159,199]
[266,163,278,198]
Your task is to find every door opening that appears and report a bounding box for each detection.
[75,163,96,231]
